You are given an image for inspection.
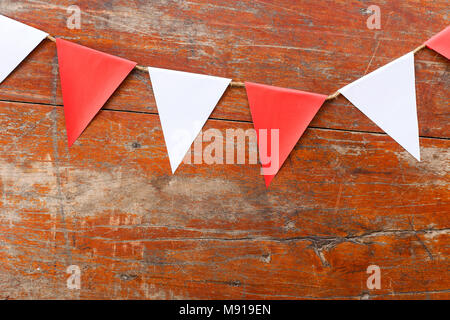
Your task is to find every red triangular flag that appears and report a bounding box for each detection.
[245,82,327,187]
[56,38,136,146]
[425,26,450,59]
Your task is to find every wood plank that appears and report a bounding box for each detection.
[0,0,448,137]
[0,100,448,299]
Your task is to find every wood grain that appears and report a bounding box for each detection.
[0,0,448,299]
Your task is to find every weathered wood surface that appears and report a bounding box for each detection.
[0,0,449,299]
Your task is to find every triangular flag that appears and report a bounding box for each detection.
[148,67,231,173]
[425,26,450,59]
[245,82,327,187]
[56,38,136,146]
[339,52,420,161]
[0,15,47,83]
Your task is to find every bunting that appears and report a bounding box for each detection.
[0,15,448,188]
[56,38,136,146]
[245,82,327,187]
[339,52,420,161]
[426,26,450,59]
[148,67,231,173]
[0,15,47,83]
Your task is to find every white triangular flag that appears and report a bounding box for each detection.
[148,67,231,173]
[0,15,48,84]
[339,52,420,161]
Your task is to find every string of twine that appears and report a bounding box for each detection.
[45,35,427,101]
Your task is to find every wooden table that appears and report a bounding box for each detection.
[0,0,448,300]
